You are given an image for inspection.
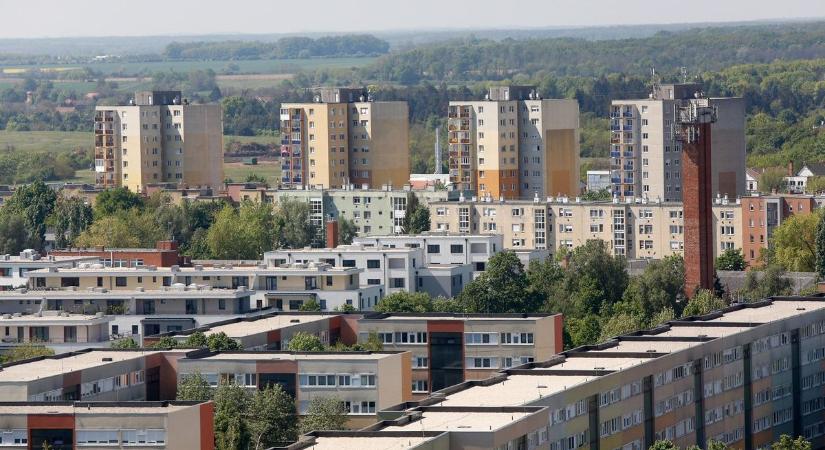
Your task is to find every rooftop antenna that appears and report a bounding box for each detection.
[434,127,442,175]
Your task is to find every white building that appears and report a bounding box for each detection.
[0,251,98,291]
[586,170,611,193]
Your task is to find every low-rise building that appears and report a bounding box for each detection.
[264,244,473,298]
[26,261,382,312]
[354,312,564,396]
[741,193,817,266]
[586,170,611,192]
[177,350,412,428]
[50,240,189,268]
[430,197,742,260]
[0,251,98,291]
[284,297,825,450]
[0,349,188,402]
[0,312,112,352]
[0,401,213,450]
[353,233,504,277]
[148,312,350,350]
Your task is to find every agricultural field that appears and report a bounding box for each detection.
[223,160,281,185]
[0,56,378,77]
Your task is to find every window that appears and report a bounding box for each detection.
[427,244,440,254]
[393,331,426,344]
[465,332,498,345]
[450,244,463,254]
[366,259,380,269]
[412,380,429,392]
[299,374,337,387]
[391,278,405,288]
[500,332,534,344]
[467,357,497,369]
[412,356,429,368]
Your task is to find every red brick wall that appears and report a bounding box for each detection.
[682,122,715,296]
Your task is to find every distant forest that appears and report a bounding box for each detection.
[162,35,390,60]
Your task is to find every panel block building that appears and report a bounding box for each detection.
[609,83,745,201]
[448,85,580,200]
[280,88,410,189]
[94,90,223,192]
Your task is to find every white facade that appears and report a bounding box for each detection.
[353,234,503,278]
[0,252,98,290]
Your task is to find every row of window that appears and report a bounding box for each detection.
[704,399,743,425]
[654,388,693,417]
[299,373,376,388]
[77,429,165,446]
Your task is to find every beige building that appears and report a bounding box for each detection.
[94,90,223,192]
[430,197,741,259]
[0,401,213,450]
[0,312,111,350]
[355,312,563,397]
[281,87,410,189]
[610,83,745,201]
[177,350,412,428]
[448,85,580,200]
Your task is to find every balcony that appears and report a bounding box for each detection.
[610,111,621,118]
[610,125,621,131]
[622,165,634,171]
[623,151,634,158]
[623,191,635,196]
[623,178,634,184]
[611,178,621,184]
[610,151,620,158]
[623,125,633,132]
[623,112,634,118]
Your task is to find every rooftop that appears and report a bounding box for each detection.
[0,255,98,265]
[295,435,436,450]
[382,409,533,432]
[360,312,554,321]
[0,312,111,325]
[703,299,825,324]
[540,356,650,371]
[0,401,204,415]
[0,350,179,382]
[174,313,332,339]
[28,262,361,276]
[0,287,252,299]
[436,374,592,407]
[183,351,401,362]
[591,339,699,354]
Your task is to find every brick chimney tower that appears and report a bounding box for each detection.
[325,218,339,248]
[676,98,718,297]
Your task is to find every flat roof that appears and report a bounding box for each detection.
[0,402,201,415]
[360,313,553,321]
[0,288,252,299]
[0,313,111,325]
[437,374,592,407]
[303,436,433,450]
[382,410,532,432]
[184,352,398,362]
[28,264,361,277]
[654,326,752,338]
[705,300,825,324]
[593,340,698,354]
[199,314,330,338]
[0,255,98,265]
[266,245,419,254]
[0,350,179,382]
[544,357,650,371]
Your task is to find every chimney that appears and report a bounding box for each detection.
[788,161,794,177]
[156,240,179,251]
[326,219,339,248]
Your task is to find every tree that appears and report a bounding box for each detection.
[3,180,57,250]
[547,240,628,317]
[214,383,250,450]
[375,292,434,313]
[299,298,322,312]
[716,248,746,271]
[772,435,811,450]
[739,265,793,300]
[207,204,273,259]
[207,332,242,351]
[648,440,678,450]
[620,255,685,320]
[361,331,384,352]
[706,440,730,450]
[599,312,647,341]
[0,213,27,255]
[110,337,139,349]
[806,176,825,194]
[49,196,93,249]
[681,290,727,317]
[817,210,825,278]
[94,187,143,217]
[287,332,325,352]
[565,315,602,348]
[406,205,431,234]
[74,210,166,248]
[770,212,819,271]
[184,331,208,348]
[337,217,357,245]
[457,251,538,313]
[274,198,315,249]
[1,343,54,363]
[148,336,179,349]
[759,167,788,193]
[177,372,213,401]
[300,396,348,434]
[248,385,298,450]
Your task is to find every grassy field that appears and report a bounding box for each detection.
[0,56,378,77]
[0,130,283,184]
[223,160,281,185]
[0,130,91,152]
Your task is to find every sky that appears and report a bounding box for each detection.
[1,0,825,38]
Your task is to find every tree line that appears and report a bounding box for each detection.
[163,35,390,60]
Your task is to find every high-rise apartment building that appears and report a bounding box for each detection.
[280,88,410,189]
[94,90,224,192]
[448,85,580,199]
[610,83,745,201]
